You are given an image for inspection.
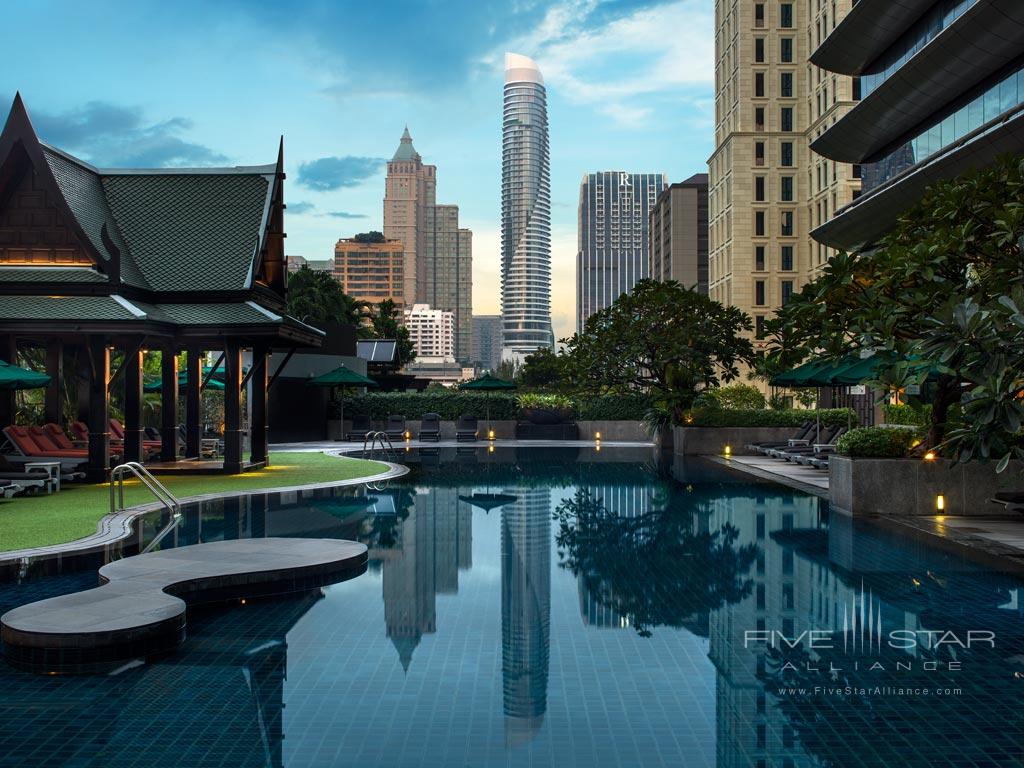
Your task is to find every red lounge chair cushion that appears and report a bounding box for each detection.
[43,423,76,450]
[4,426,86,458]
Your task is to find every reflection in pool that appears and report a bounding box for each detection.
[1,446,1023,767]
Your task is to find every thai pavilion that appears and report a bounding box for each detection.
[0,94,323,480]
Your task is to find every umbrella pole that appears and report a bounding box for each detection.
[816,387,821,445]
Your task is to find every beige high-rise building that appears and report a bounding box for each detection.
[708,0,859,357]
[383,127,436,306]
[333,237,405,308]
[383,128,473,362]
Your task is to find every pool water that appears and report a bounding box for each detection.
[1,446,1024,767]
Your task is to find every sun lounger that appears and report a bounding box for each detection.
[346,414,373,441]
[384,415,407,441]
[455,415,478,442]
[419,413,441,442]
[746,422,814,454]
[774,427,847,462]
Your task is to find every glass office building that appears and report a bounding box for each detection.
[501,52,553,362]
[576,171,666,331]
[811,0,1024,251]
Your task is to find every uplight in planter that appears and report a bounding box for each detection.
[936,494,945,512]
[724,445,732,457]
[924,451,936,461]
[488,429,495,440]
[595,431,602,441]
[404,430,411,441]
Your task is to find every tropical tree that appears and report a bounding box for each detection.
[553,487,758,637]
[766,155,1024,453]
[518,346,565,389]
[561,279,754,423]
[369,299,416,369]
[286,266,366,328]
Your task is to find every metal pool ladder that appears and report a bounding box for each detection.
[110,461,181,518]
[361,431,396,462]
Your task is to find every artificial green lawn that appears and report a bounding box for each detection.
[0,451,388,553]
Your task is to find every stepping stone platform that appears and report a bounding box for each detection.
[1,537,367,673]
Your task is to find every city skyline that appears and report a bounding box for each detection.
[0,0,715,344]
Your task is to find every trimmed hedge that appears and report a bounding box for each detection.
[341,392,519,420]
[576,393,650,421]
[883,403,932,426]
[836,425,920,458]
[338,391,651,421]
[687,407,857,428]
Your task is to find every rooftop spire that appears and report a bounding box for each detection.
[391,125,420,163]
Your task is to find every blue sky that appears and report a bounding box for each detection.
[3,0,713,340]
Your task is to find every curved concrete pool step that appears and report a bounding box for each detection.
[1,537,367,672]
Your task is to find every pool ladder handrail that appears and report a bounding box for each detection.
[361,431,396,462]
[361,431,395,491]
[110,461,182,519]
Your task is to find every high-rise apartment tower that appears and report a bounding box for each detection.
[501,52,552,362]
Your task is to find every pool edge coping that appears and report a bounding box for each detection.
[0,453,408,568]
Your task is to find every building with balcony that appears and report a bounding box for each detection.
[810,0,1024,251]
[403,303,454,360]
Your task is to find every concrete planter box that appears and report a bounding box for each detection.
[829,455,1024,517]
[332,419,517,441]
[673,426,797,456]
[577,420,651,443]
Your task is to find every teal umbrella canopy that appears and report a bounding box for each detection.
[458,373,516,391]
[0,359,50,390]
[306,365,377,388]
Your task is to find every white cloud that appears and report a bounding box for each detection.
[491,0,714,127]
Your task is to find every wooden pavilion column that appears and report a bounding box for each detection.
[249,343,269,467]
[44,340,63,426]
[160,347,178,462]
[85,337,110,483]
[0,335,15,427]
[123,342,144,463]
[223,341,243,473]
[185,348,202,459]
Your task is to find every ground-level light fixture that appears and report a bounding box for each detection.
[404,430,411,440]
[488,428,495,440]
[724,445,732,457]
[595,431,602,441]
[936,494,945,512]
[924,451,936,461]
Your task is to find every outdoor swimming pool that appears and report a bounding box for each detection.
[1,446,1023,767]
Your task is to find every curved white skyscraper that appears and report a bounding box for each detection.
[501,52,552,362]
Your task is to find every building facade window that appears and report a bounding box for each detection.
[755,107,765,131]
[755,245,766,271]
[755,72,765,98]
[780,176,793,201]
[781,210,793,235]
[780,37,793,63]
[780,245,793,271]
[780,72,793,98]
[755,176,766,201]
[781,280,794,304]
[755,210,766,236]
[780,141,793,166]
[755,280,766,306]
[755,141,766,166]
[755,315,766,338]
[780,2,793,28]
[755,38,765,63]
[755,3,765,27]
[780,107,793,132]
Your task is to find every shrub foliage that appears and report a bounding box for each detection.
[836,426,919,458]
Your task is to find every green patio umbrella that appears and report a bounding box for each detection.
[0,359,50,390]
[458,373,517,438]
[306,365,378,438]
[144,364,242,392]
